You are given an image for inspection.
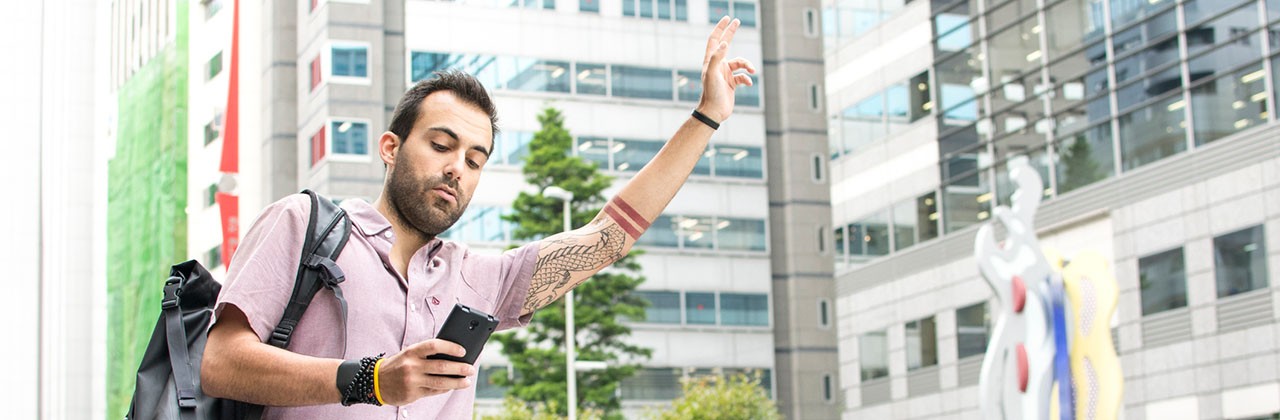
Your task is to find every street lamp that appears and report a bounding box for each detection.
[541,186,579,419]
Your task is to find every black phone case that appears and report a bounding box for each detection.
[426,303,499,377]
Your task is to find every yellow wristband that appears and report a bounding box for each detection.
[373,358,387,406]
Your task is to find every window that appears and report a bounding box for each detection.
[1215,225,1269,298]
[817,225,827,254]
[804,8,819,38]
[709,1,757,27]
[493,131,534,165]
[1119,94,1186,171]
[475,365,508,399]
[203,0,223,20]
[956,302,988,359]
[612,66,673,100]
[622,0,686,20]
[680,215,716,250]
[637,291,682,323]
[206,183,218,207]
[721,293,768,326]
[207,51,223,81]
[501,58,570,93]
[1055,124,1115,194]
[310,125,326,167]
[822,373,835,402]
[613,138,663,172]
[809,83,822,111]
[677,70,701,102]
[638,215,680,247]
[860,330,889,380]
[717,217,767,251]
[812,154,824,182]
[204,118,220,146]
[621,368,682,400]
[735,75,761,106]
[579,0,599,12]
[331,45,368,79]
[575,136,610,169]
[905,316,937,370]
[1139,247,1187,315]
[206,245,222,270]
[576,63,607,95]
[686,292,717,324]
[1191,64,1268,146]
[310,55,322,90]
[712,146,763,178]
[329,120,369,156]
[818,299,831,328]
[444,206,514,243]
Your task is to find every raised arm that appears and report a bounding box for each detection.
[523,17,755,314]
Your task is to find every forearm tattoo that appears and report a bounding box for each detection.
[525,223,627,312]
[603,197,651,241]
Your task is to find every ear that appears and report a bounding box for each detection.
[378,131,399,167]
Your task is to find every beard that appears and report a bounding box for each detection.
[385,155,469,237]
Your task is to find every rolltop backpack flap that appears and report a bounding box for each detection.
[126,260,249,420]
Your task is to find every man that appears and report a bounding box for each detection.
[202,17,755,419]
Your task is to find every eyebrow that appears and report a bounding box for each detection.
[428,126,492,158]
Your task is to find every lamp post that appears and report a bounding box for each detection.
[541,186,577,419]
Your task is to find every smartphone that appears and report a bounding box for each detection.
[426,303,499,378]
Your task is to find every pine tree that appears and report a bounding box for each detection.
[491,106,652,419]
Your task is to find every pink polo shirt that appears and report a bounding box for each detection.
[215,194,539,420]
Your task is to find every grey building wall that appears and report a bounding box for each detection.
[836,125,1280,419]
[760,1,841,418]
[260,0,299,203]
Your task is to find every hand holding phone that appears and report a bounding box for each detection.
[426,303,499,378]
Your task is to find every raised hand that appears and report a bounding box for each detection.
[697,16,757,123]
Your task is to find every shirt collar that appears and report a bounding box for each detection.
[341,198,445,255]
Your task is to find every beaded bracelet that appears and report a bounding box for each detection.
[340,354,385,406]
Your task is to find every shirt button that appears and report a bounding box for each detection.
[384,231,393,239]
[410,303,417,312]
[401,408,410,417]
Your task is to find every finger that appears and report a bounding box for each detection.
[422,373,473,390]
[720,18,742,48]
[726,57,755,74]
[408,339,467,359]
[733,73,754,87]
[423,359,477,378]
[707,41,729,68]
[706,16,731,58]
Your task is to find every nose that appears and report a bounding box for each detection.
[443,153,465,181]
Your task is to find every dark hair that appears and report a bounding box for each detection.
[388,70,499,152]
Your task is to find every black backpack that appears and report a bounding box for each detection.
[125,190,353,420]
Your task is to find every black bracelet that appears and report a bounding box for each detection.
[691,109,720,130]
[340,354,385,406]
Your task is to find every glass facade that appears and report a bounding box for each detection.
[826,0,1280,268]
[629,290,770,327]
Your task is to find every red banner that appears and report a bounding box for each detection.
[215,192,240,269]
[219,0,240,174]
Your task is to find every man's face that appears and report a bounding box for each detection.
[384,90,493,237]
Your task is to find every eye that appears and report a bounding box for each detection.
[431,143,449,152]
[467,159,480,170]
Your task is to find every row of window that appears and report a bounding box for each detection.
[829,71,932,159]
[833,191,940,264]
[574,136,764,178]
[631,290,770,326]
[1139,224,1271,316]
[859,301,988,381]
[476,365,774,400]
[440,206,769,252]
[410,51,761,106]
[443,0,757,26]
[821,0,911,51]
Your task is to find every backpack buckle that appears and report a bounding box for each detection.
[161,279,181,309]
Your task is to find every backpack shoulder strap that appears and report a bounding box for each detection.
[267,190,353,349]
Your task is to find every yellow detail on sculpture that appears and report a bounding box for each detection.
[1061,251,1124,420]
